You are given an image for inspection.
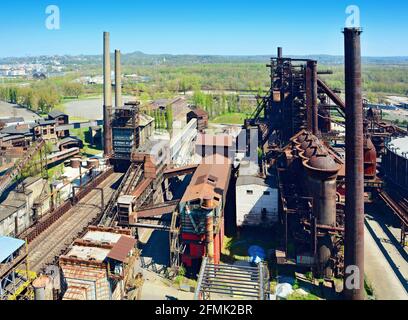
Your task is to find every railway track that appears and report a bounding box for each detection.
[28,171,123,273]
[377,187,408,245]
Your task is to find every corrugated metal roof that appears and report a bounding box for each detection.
[181,157,231,204]
[0,236,25,263]
[48,110,67,118]
[107,236,136,262]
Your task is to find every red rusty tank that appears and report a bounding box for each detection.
[364,135,377,179]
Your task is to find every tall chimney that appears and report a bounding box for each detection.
[343,27,364,300]
[306,60,319,135]
[115,49,122,108]
[103,32,113,157]
[277,47,283,59]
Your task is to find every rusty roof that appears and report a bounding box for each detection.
[181,156,231,204]
[107,236,136,262]
[188,108,208,117]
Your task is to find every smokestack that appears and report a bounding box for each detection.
[115,49,122,108]
[103,32,113,157]
[306,60,319,135]
[343,27,364,300]
[277,47,283,59]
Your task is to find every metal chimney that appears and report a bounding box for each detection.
[343,27,364,300]
[306,60,319,135]
[115,49,122,108]
[277,47,283,59]
[103,32,113,157]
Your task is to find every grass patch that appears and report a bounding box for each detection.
[286,291,320,300]
[210,112,248,125]
[222,229,277,262]
[70,127,103,157]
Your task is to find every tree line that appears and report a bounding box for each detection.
[0,81,84,114]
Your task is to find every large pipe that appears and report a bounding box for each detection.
[343,27,364,300]
[115,49,122,108]
[206,213,214,263]
[103,32,113,157]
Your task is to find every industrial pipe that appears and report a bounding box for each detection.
[103,32,113,157]
[343,27,364,300]
[206,213,214,263]
[115,49,123,108]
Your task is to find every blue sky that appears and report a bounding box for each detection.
[0,0,407,57]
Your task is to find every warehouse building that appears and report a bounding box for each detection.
[236,160,278,227]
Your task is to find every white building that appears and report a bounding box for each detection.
[235,160,278,227]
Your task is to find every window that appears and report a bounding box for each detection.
[263,191,270,196]
[246,190,253,195]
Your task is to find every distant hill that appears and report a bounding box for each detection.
[1,52,408,66]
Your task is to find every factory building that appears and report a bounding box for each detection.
[59,226,137,300]
[179,156,232,270]
[187,108,208,132]
[236,160,278,227]
[0,177,48,237]
[47,110,69,138]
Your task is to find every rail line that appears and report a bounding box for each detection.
[377,187,408,246]
[28,171,123,273]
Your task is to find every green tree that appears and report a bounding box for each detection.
[166,106,173,131]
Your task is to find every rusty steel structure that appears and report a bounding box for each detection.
[343,27,365,301]
[242,24,408,300]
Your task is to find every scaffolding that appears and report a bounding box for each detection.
[194,257,270,300]
[0,241,37,300]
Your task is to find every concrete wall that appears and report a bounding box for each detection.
[236,184,278,227]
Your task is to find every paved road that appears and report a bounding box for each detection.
[28,172,123,272]
[365,207,408,300]
[0,101,40,122]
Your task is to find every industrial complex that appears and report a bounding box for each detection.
[1,27,408,302]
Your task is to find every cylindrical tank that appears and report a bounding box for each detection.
[70,158,82,169]
[86,158,100,169]
[384,137,408,192]
[32,275,53,300]
[202,196,214,210]
[303,153,340,277]
[364,135,377,179]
